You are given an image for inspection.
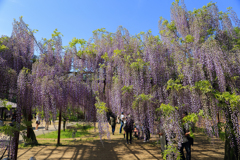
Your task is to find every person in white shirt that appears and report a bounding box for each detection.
[35,113,40,131]
[119,112,125,133]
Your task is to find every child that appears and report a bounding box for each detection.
[133,124,139,139]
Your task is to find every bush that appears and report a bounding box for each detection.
[68,110,84,121]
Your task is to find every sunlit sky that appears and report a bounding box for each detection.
[0,0,240,55]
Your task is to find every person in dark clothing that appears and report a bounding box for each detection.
[123,117,127,138]
[124,115,134,144]
[144,128,150,142]
[180,112,191,160]
[109,115,116,135]
[11,114,16,122]
[10,113,16,127]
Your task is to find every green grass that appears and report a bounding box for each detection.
[36,125,94,139]
[18,142,42,148]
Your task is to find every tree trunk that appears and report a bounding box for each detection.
[224,129,239,160]
[27,112,38,144]
[11,110,21,160]
[224,110,239,160]
[1,108,3,119]
[12,130,20,160]
[27,111,31,138]
[28,127,38,144]
[57,108,62,145]
[3,110,6,121]
[63,117,66,132]
[23,109,38,144]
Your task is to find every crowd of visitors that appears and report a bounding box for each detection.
[34,113,56,131]
[4,109,195,160]
[9,109,194,160]
[107,111,193,160]
[6,109,194,160]
[113,112,150,143]
[158,111,193,160]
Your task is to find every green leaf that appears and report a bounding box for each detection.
[156,104,176,117]
[121,85,133,95]
[95,97,108,114]
[185,35,194,43]
[101,52,109,61]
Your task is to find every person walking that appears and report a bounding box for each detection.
[109,114,116,135]
[35,113,40,131]
[124,114,134,144]
[159,125,166,153]
[123,117,127,138]
[180,112,191,160]
[119,112,125,133]
[10,113,16,127]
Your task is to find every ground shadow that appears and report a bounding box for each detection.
[17,138,161,160]
[16,123,224,160]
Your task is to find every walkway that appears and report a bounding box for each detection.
[15,123,224,160]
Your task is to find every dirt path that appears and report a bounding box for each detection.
[15,123,224,160]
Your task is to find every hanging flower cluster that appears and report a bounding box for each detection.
[72,0,240,158]
[1,0,240,159]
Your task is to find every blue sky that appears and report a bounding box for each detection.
[0,0,240,55]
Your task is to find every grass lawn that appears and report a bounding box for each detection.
[36,125,94,139]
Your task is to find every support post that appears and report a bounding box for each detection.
[27,109,32,138]
[12,121,20,160]
[57,107,62,145]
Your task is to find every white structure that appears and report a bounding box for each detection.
[0,100,17,108]
[0,100,17,119]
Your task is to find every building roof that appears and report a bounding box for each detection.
[0,100,17,108]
